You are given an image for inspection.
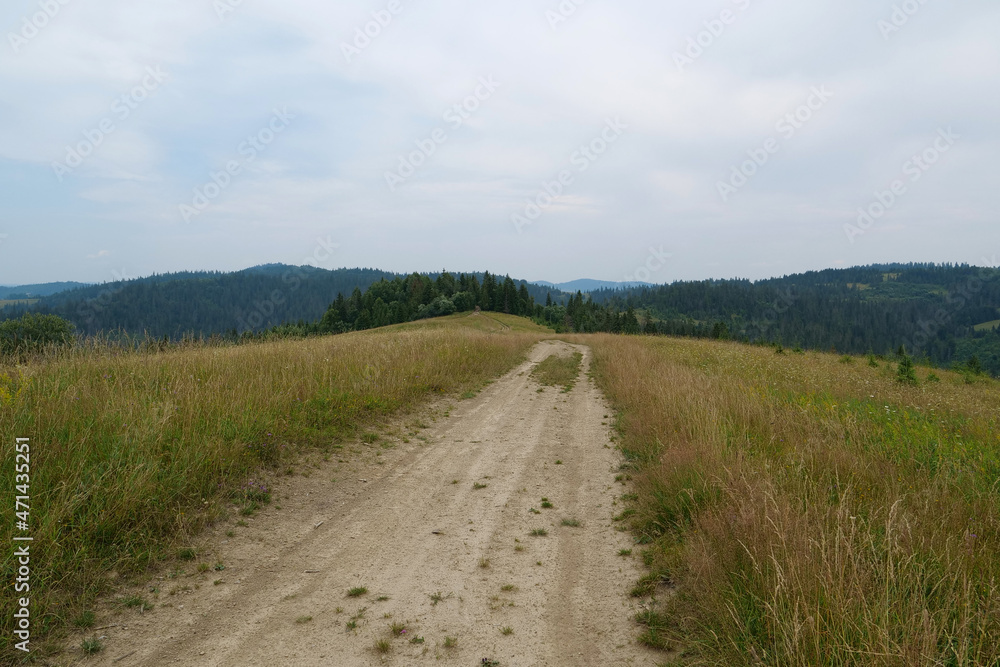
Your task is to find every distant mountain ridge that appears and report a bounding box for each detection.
[1,265,565,338]
[533,279,654,293]
[0,282,91,299]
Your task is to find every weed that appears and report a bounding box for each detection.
[500,584,517,592]
[118,594,152,612]
[376,595,390,602]
[619,548,633,557]
[561,518,581,527]
[473,482,489,490]
[373,638,392,654]
[410,635,425,644]
[177,547,197,561]
[479,557,491,569]
[197,563,211,573]
[390,621,407,635]
[443,636,457,649]
[73,610,95,628]
[296,615,313,624]
[540,499,554,509]
[347,586,368,598]
[529,528,548,537]
[361,432,379,444]
[555,460,563,465]
[429,591,452,606]
[81,637,103,654]
[501,626,514,635]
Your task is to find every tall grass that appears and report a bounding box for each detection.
[0,319,543,656]
[583,335,1000,666]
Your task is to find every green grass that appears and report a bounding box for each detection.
[560,518,581,527]
[0,320,544,650]
[73,610,95,628]
[584,333,1000,665]
[347,586,368,598]
[529,528,548,537]
[531,351,583,392]
[117,594,152,612]
[81,636,103,654]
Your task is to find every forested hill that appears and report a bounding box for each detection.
[1,265,560,338]
[584,263,1000,374]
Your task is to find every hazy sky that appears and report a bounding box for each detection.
[1,0,998,285]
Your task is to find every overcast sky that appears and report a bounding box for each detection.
[1,0,998,286]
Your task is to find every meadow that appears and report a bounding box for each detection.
[583,335,1000,666]
[0,314,546,657]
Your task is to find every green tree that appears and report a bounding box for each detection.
[0,313,75,355]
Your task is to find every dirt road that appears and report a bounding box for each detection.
[83,341,658,666]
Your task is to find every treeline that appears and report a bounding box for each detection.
[581,263,1000,376]
[307,271,537,334]
[2,265,562,340]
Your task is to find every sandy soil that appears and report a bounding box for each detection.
[75,341,659,667]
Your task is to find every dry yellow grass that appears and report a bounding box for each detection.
[580,334,1000,666]
[0,316,545,656]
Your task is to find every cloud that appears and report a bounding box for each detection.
[1,0,998,284]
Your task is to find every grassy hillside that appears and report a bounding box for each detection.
[0,314,547,657]
[584,335,1000,666]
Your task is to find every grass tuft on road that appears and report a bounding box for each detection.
[531,351,583,393]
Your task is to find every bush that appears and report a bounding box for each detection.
[0,312,75,355]
[416,296,456,320]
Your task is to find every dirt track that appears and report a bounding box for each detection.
[81,341,658,666]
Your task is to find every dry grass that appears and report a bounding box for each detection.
[581,334,1000,666]
[0,317,544,655]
